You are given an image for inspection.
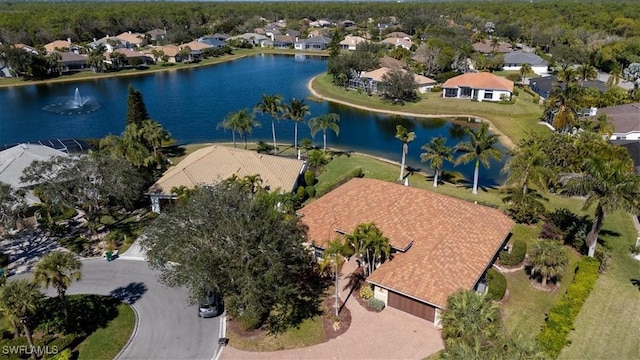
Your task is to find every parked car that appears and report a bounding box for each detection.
[198,290,220,318]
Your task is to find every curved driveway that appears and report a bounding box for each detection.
[17,258,221,360]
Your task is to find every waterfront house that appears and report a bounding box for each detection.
[503,51,548,75]
[295,36,331,51]
[117,32,146,47]
[442,72,514,101]
[351,67,436,94]
[339,35,369,51]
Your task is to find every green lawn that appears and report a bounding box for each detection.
[226,315,326,351]
[311,73,547,146]
[77,302,136,360]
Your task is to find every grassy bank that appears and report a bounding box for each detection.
[77,302,136,360]
[310,73,547,146]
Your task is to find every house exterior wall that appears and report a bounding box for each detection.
[503,64,548,76]
[610,132,640,141]
[417,84,435,93]
[442,88,511,101]
[373,285,389,305]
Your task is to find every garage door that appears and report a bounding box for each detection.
[388,291,436,322]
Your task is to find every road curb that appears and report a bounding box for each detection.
[114,303,140,360]
[213,313,227,360]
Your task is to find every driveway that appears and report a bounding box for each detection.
[220,258,444,360]
[15,257,222,360]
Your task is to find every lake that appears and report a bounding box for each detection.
[0,54,507,185]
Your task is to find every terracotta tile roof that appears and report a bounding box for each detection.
[44,40,72,53]
[297,178,513,308]
[378,56,405,69]
[183,40,211,51]
[442,72,514,92]
[472,40,512,54]
[339,35,369,47]
[142,45,180,58]
[147,145,306,195]
[106,48,149,59]
[117,32,145,45]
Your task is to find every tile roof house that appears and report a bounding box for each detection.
[44,39,79,54]
[117,32,146,47]
[295,36,331,51]
[88,36,130,52]
[597,103,640,140]
[529,75,608,100]
[380,37,413,50]
[503,51,548,75]
[226,33,270,47]
[105,48,152,66]
[58,52,89,72]
[297,178,514,323]
[146,29,166,42]
[442,72,514,102]
[13,44,39,55]
[352,67,436,94]
[146,145,306,213]
[472,40,512,54]
[339,35,369,51]
[142,45,182,63]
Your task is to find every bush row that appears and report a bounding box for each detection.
[367,297,385,311]
[315,167,363,198]
[536,257,600,358]
[485,268,507,301]
[499,238,527,266]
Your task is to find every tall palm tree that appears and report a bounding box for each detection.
[607,64,622,87]
[218,110,244,148]
[282,98,311,151]
[441,290,501,346]
[308,113,340,152]
[140,119,166,157]
[562,156,640,257]
[345,222,390,276]
[529,239,568,286]
[235,109,260,150]
[420,136,454,187]
[519,63,533,85]
[576,63,598,87]
[395,125,416,181]
[0,279,43,359]
[33,251,82,321]
[502,140,552,195]
[545,82,583,131]
[455,123,503,195]
[255,94,283,154]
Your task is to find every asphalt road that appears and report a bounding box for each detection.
[16,258,222,360]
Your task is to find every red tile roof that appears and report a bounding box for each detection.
[442,72,514,92]
[297,178,514,308]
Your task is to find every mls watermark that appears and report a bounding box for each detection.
[2,345,59,356]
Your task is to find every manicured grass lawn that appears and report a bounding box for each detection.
[77,302,136,360]
[311,73,548,145]
[226,316,326,352]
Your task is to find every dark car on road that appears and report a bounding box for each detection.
[198,291,221,318]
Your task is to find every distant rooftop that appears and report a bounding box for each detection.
[1,138,92,153]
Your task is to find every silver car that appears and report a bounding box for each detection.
[198,291,220,318]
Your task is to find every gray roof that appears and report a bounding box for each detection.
[298,36,331,45]
[0,144,68,188]
[611,140,640,174]
[598,103,640,134]
[503,51,548,66]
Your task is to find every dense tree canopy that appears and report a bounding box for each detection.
[140,183,324,333]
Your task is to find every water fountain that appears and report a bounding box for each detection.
[42,87,101,115]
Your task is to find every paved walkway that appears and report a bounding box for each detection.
[220,258,444,360]
[0,229,67,276]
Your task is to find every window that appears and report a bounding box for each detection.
[484,90,493,100]
[444,88,457,97]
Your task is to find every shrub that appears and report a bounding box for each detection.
[505,73,521,83]
[539,222,564,241]
[296,186,306,202]
[536,257,600,358]
[256,141,274,154]
[367,297,385,311]
[499,238,526,266]
[594,248,611,273]
[304,170,316,187]
[513,87,520,96]
[50,348,72,360]
[305,185,316,198]
[52,207,77,222]
[359,285,374,300]
[533,95,540,104]
[485,269,507,301]
[307,149,331,167]
[315,167,363,198]
[434,71,460,84]
[430,86,443,93]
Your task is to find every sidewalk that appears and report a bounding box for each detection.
[220,258,444,360]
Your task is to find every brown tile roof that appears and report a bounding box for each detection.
[378,56,405,69]
[147,145,306,195]
[597,103,640,134]
[297,178,513,308]
[339,35,369,47]
[59,52,88,63]
[472,40,512,54]
[117,32,146,45]
[183,40,211,51]
[44,40,72,53]
[362,67,435,86]
[442,72,514,92]
[142,45,180,58]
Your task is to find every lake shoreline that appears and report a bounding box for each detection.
[306,75,516,150]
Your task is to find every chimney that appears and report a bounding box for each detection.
[67,38,71,44]
[129,31,132,34]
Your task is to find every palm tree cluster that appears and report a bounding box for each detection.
[344,222,391,276]
[418,123,502,195]
[219,93,341,156]
[0,252,82,358]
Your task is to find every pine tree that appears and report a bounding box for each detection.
[126,85,150,126]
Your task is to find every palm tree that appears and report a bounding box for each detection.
[33,251,82,321]
[345,222,390,276]
[607,64,622,87]
[395,125,416,181]
[441,290,501,346]
[308,113,340,152]
[502,140,552,195]
[576,63,598,87]
[420,136,454,187]
[235,109,260,150]
[0,279,43,359]
[529,239,568,286]
[561,156,640,257]
[255,94,283,154]
[455,123,503,195]
[139,119,166,157]
[282,98,311,151]
[218,110,244,147]
[299,138,314,156]
[88,44,106,73]
[545,82,583,131]
[519,63,533,85]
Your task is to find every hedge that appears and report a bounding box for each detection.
[536,257,600,358]
[315,167,363,198]
[367,297,385,311]
[499,238,527,266]
[485,268,507,301]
